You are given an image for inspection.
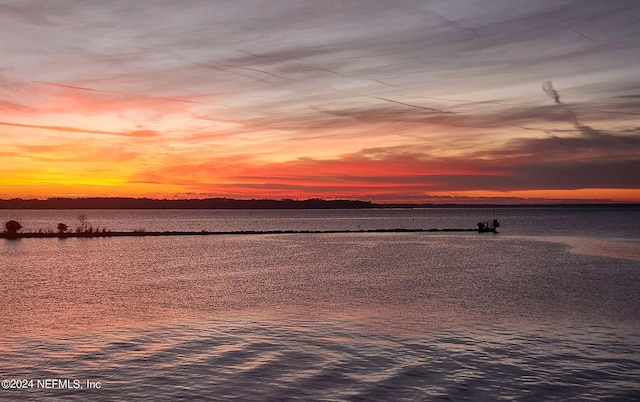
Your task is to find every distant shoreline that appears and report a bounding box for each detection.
[0,228,482,239]
[0,197,637,210]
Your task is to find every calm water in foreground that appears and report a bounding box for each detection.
[1,207,639,401]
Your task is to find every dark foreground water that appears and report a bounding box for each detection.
[1,207,639,400]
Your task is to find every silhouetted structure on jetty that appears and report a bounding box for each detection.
[477,219,500,233]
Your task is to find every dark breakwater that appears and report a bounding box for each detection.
[1,227,481,239]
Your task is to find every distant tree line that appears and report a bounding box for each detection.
[0,197,376,209]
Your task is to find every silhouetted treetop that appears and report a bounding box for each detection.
[4,220,22,235]
[57,223,69,234]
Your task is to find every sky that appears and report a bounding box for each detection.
[1,0,639,203]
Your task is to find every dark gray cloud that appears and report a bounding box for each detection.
[542,81,561,105]
[424,159,640,191]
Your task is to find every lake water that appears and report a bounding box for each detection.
[1,206,639,401]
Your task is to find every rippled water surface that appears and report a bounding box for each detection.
[1,207,639,400]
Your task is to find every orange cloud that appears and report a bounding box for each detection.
[123,134,640,203]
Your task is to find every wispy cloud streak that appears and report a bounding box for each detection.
[0,121,159,137]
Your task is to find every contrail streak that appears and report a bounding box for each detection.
[370,97,455,114]
[36,81,203,105]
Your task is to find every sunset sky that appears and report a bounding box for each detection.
[1,0,639,203]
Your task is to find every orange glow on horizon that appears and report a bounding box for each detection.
[2,179,639,204]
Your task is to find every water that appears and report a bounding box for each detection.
[1,206,639,400]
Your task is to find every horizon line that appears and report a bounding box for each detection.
[0,196,637,209]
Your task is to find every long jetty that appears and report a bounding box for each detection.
[1,227,482,239]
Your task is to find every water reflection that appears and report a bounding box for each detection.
[2,318,638,401]
[532,236,640,261]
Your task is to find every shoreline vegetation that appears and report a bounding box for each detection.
[1,227,481,239]
[0,197,637,210]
